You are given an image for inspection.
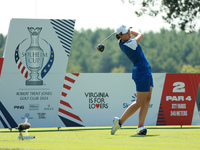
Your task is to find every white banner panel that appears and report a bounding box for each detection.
[55,73,165,127]
[0,19,75,128]
[0,19,200,128]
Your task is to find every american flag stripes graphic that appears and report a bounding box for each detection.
[58,73,83,126]
[50,19,75,57]
[14,43,29,79]
[156,103,166,125]
[0,101,18,128]
[0,58,4,77]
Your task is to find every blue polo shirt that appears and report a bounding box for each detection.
[119,39,152,79]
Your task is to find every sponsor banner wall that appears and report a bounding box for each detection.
[1,71,200,128]
[0,19,75,128]
[55,73,165,127]
[0,19,200,128]
[56,73,200,127]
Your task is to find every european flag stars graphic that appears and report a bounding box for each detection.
[41,44,54,78]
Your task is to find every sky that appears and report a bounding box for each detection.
[0,0,199,35]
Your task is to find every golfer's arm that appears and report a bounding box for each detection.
[131,31,143,45]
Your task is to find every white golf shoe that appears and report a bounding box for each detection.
[135,126,147,135]
[111,117,121,135]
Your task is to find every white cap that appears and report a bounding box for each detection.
[116,25,132,35]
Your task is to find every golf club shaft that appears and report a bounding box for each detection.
[99,32,116,44]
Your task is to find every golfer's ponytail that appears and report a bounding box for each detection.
[116,34,120,40]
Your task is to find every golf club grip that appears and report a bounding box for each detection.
[99,32,116,44]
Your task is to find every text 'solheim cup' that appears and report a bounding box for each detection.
[25,27,44,85]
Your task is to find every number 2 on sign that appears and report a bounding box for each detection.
[172,82,192,101]
[173,82,185,93]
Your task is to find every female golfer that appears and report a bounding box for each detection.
[111,25,153,135]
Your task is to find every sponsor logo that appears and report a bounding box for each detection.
[44,104,54,110]
[122,93,153,109]
[14,27,54,86]
[37,113,46,119]
[29,104,39,110]
[85,92,109,109]
[21,113,33,120]
[14,106,24,109]
[123,93,137,109]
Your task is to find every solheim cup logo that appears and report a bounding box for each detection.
[26,27,44,85]
[15,27,54,86]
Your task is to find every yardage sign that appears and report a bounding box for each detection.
[157,74,200,125]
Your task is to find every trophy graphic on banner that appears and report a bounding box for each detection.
[25,27,44,85]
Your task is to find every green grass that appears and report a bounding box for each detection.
[0,126,200,150]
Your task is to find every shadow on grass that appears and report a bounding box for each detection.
[0,126,199,133]
[130,134,160,137]
[147,126,200,130]
[31,127,112,133]
[0,127,112,133]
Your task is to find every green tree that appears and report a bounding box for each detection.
[0,34,5,57]
[181,65,200,73]
[122,0,200,32]
[111,65,126,73]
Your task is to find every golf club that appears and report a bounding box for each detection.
[96,32,116,52]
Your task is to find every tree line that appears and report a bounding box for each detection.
[67,28,200,73]
[0,34,5,57]
[0,28,200,73]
